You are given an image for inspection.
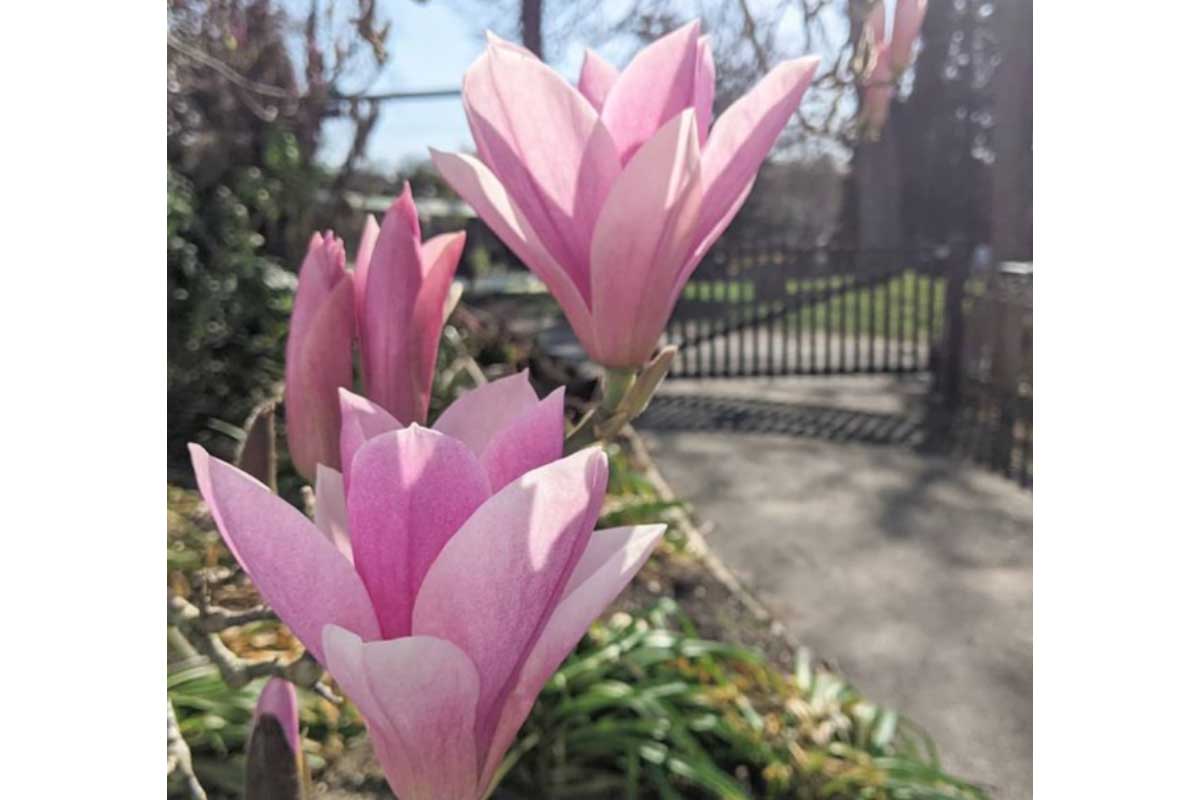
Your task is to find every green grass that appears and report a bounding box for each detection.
[680,271,948,343]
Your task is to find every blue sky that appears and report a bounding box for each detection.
[315,1,641,170]
[310,0,854,171]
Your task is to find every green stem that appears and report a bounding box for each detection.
[564,367,638,453]
[599,367,636,415]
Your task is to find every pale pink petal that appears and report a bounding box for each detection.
[359,185,427,425]
[862,84,894,137]
[284,233,354,481]
[420,232,466,281]
[600,21,701,164]
[323,627,481,800]
[432,370,540,458]
[687,56,819,273]
[347,428,490,639]
[861,42,894,136]
[409,231,465,425]
[443,280,464,325]
[578,48,619,110]
[479,387,565,492]
[314,464,352,563]
[478,524,666,785]
[866,0,888,47]
[188,445,380,662]
[890,0,928,74]
[288,232,347,351]
[694,35,716,146]
[484,29,536,58]
[337,389,402,495]
[463,39,621,295]
[352,215,381,326]
[589,110,704,368]
[430,150,597,355]
[253,677,301,758]
[412,447,609,758]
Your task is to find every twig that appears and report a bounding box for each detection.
[168,592,336,702]
[168,699,207,800]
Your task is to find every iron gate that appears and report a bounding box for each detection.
[665,245,957,378]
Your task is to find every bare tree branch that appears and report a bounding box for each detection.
[168,699,207,800]
[168,592,337,702]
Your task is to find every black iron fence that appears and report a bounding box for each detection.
[661,244,1032,488]
[666,246,953,378]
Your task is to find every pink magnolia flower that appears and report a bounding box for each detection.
[246,678,306,797]
[284,183,465,481]
[890,0,928,75]
[190,372,665,799]
[432,22,819,369]
[861,40,895,137]
[252,677,301,757]
[857,0,927,136]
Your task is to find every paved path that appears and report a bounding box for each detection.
[639,376,1031,800]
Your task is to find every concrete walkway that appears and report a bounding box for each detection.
[638,377,1031,800]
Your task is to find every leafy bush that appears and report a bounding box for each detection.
[167,161,298,478]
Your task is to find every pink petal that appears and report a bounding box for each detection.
[578,48,619,110]
[463,38,621,296]
[253,677,301,758]
[188,445,380,662]
[314,464,353,563]
[337,389,402,496]
[694,35,716,146]
[353,215,381,327]
[682,56,820,286]
[347,427,490,639]
[432,370,540,458]
[412,447,609,759]
[588,110,704,367]
[478,524,666,785]
[890,0,928,74]
[484,29,536,58]
[284,233,354,481]
[323,627,481,800]
[429,148,598,354]
[408,231,465,425]
[861,42,894,136]
[288,232,347,349]
[358,185,428,425]
[479,387,565,492]
[600,21,701,164]
[862,85,894,137]
[866,0,888,47]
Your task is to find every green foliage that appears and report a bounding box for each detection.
[681,270,947,342]
[496,600,988,800]
[167,157,300,477]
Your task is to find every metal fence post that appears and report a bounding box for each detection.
[938,247,969,409]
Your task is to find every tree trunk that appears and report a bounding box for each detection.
[989,0,1033,261]
[521,0,543,58]
[852,123,905,249]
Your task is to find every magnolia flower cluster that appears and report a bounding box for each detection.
[434,21,818,368]
[859,0,928,136]
[193,374,664,797]
[285,184,464,481]
[192,20,825,800]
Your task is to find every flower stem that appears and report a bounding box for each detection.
[565,367,637,453]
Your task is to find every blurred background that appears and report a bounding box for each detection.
[168,1,1031,797]
[167,0,1031,480]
